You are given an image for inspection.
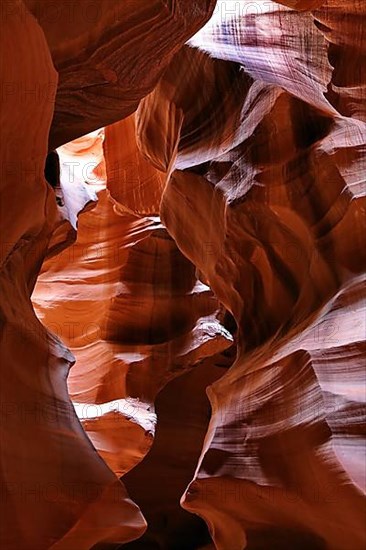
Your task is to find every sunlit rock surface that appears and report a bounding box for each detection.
[1,0,365,548]
[32,127,233,547]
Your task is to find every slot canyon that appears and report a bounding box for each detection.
[0,1,365,549]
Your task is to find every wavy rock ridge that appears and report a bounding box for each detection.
[1,0,365,549]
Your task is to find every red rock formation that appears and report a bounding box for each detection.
[32,125,233,547]
[154,3,366,548]
[0,5,144,550]
[1,0,365,548]
[24,0,217,148]
[104,116,165,216]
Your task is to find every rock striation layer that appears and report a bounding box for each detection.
[0,0,365,549]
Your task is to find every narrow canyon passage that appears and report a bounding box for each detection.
[1,1,365,549]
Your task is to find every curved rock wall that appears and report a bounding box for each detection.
[1,0,365,548]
